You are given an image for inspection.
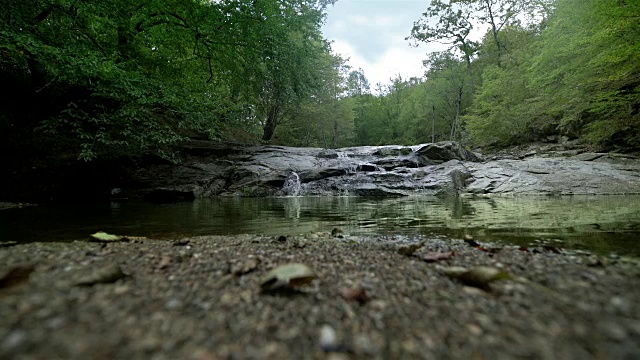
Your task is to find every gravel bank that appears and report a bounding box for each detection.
[1,234,639,359]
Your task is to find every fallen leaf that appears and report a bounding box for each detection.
[89,232,124,243]
[229,257,260,276]
[122,235,147,242]
[75,263,127,286]
[0,265,35,290]
[447,266,511,290]
[339,287,370,304]
[158,256,172,269]
[463,234,481,247]
[442,266,469,278]
[397,240,426,256]
[543,245,562,254]
[422,251,454,263]
[260,263,315,290]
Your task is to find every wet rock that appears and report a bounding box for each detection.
[125,141,640,199]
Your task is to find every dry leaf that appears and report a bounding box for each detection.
[0,265,35,290]
[422,251,454,263]
[397,240,426,256]
[448,266,511,290]
[229,257,260,276]
[339,287,370,304]
[89,232,124,243]
[159,256,172,269]
[260,263,315,290]
[75,263,127,286]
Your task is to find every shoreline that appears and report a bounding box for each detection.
[1,234,639,359]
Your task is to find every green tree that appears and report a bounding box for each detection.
[408,0,478,85]
[465,25,546,146]
[528,0,640,148]
[0,0,339,161]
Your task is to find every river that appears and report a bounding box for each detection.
[2,195,639,256]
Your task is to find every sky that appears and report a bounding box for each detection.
[321,0,447,88]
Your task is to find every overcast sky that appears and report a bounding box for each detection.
[322,0,447,88]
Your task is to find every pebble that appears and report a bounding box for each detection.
[319,325,337,352]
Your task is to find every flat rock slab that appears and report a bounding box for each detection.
[126,141,640,200]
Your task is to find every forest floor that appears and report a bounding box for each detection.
[1,233,639,359]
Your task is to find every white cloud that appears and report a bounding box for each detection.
[322,0,448,90]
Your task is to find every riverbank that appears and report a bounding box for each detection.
[1,233,639,359]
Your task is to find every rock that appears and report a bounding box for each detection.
[573,153,606,161]
[415,141,484,162]
[122,140,640,199]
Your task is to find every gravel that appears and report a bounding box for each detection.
[1,233,639,359]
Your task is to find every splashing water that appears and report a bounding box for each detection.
[282,171,301,196]
[337,152,358,174]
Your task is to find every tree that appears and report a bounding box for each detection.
[528,0,640,148]
[458,0,530,57]
[408,0,479,85]
[0,0,340,161]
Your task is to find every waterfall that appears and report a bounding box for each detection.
[282,171,301,196]
[337,152,358,174]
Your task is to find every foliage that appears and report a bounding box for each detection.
[527,0,640,148]
[2,0,638,163]
[0,0,339,161]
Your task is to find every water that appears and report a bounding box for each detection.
[282,172,301,196]
[1,195,640,256]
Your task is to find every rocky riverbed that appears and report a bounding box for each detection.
[125,140,640,202]
[1,233,639,359]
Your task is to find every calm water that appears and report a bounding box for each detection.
[1,196,640,256]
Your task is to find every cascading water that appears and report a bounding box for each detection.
[282,171,302,196]
[337,152,358,174]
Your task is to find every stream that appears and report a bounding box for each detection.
[2,195,639,256]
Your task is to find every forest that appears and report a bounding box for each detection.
[1,0,639,164]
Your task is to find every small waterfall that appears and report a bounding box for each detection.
[337,152,358,174]
[282,171,301,196]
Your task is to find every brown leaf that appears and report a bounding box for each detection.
[122,235,147,242]
[75,263,127,287]
[229,257,260,276]
[158,256,172,269]
[397,240,426,256]
[422,251,454,263]
[449,266,512,290]
[463,234,481,247]
[339,287,370,304]
[543,245,562,254]
[0,265,35,290]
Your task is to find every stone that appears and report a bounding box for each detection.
[121,141,640,200]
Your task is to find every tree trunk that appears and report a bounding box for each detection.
[431,104,436,143]
[484,0,502,57]
[451,87,463,141]
[262,105,280,142]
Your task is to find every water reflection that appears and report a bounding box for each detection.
[1,195,640,256]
